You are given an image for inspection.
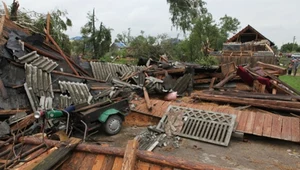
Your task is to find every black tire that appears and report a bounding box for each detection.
[104,115,122,135]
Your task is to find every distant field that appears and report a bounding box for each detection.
[279,75,300,92]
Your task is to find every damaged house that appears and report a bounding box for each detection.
[216,25,276,66]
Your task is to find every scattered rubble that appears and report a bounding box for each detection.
[0,11,299,170]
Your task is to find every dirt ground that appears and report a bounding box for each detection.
[91,126,300,170]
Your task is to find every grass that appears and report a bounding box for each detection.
[279,75,300,92]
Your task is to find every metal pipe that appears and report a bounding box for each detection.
[61,110,70,134]
[80,120,88,142]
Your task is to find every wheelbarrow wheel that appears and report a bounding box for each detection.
[104,115,122,135]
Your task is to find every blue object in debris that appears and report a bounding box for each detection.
[64,105,75,113]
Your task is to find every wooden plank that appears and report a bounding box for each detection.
[14,147,57,170]
[112,157,124,170]
[0,109,28,115]
[149,164,162,170]
[244,111,256,134]
[121,140,139,170]
[46,13,50,42]
[270,115,283,139]
[2,2,9,19]
[11,114,35,132]
[143,87,152,111]
[79,153,97,170]
[100,156,115,170]
[291,118,300,142]
[262,114,273,137]
[33,138,81,170]
[59,151,85,170]
[281,117,292,141]
[159,102,171,117]
[209,77,216,91]
[236,111,249,132]
[253,113,265,136]
[0,15,5,36]
[234,110,242,125]
[136,161,151,170]
[92,154,106,170]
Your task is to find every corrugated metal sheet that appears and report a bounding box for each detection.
[58,81,93,105]
[156,105,236,146]
[24,64,54,111]
[17,51,58,72]
[90,62,146,81]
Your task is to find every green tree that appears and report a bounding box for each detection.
[115,28,133,45]
[217,14,240,49]
[81,9,112,59]
[281,43,299,52]
[25,9,73,54]
[166,0,207,33]
[6,2,73,54]
[174,13,239,64]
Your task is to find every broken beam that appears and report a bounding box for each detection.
[0,109,28,115]
[121,139,139,170]
[44,29,79,76]
[32,138,81,170]
[143,87,152,111]
[194,93,300,113]
[23,42,60,61]
[52,70,105,83]
[214,72,236,88]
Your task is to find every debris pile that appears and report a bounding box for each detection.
[0,10,299,170]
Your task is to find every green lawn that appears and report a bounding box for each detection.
[279,75,300,92]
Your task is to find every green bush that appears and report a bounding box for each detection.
[195,56,219,66]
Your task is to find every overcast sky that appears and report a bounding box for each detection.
[2,0,300,47]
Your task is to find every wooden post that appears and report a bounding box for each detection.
[214,72,236,88]
[46,13,51,42]
[44,29,79,76]
[121,139,139,170]
[209,77,216,91]
[272,81,277,94]
[0,16,5,37]
[2,2,10,19]
[143,87,152,111]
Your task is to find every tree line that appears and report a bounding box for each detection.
[6,0,241,65]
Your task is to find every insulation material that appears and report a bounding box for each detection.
[58,81,93,105]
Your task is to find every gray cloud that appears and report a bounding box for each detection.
[2,0,299,47]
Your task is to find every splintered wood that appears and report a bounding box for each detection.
[122,140,139,170]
